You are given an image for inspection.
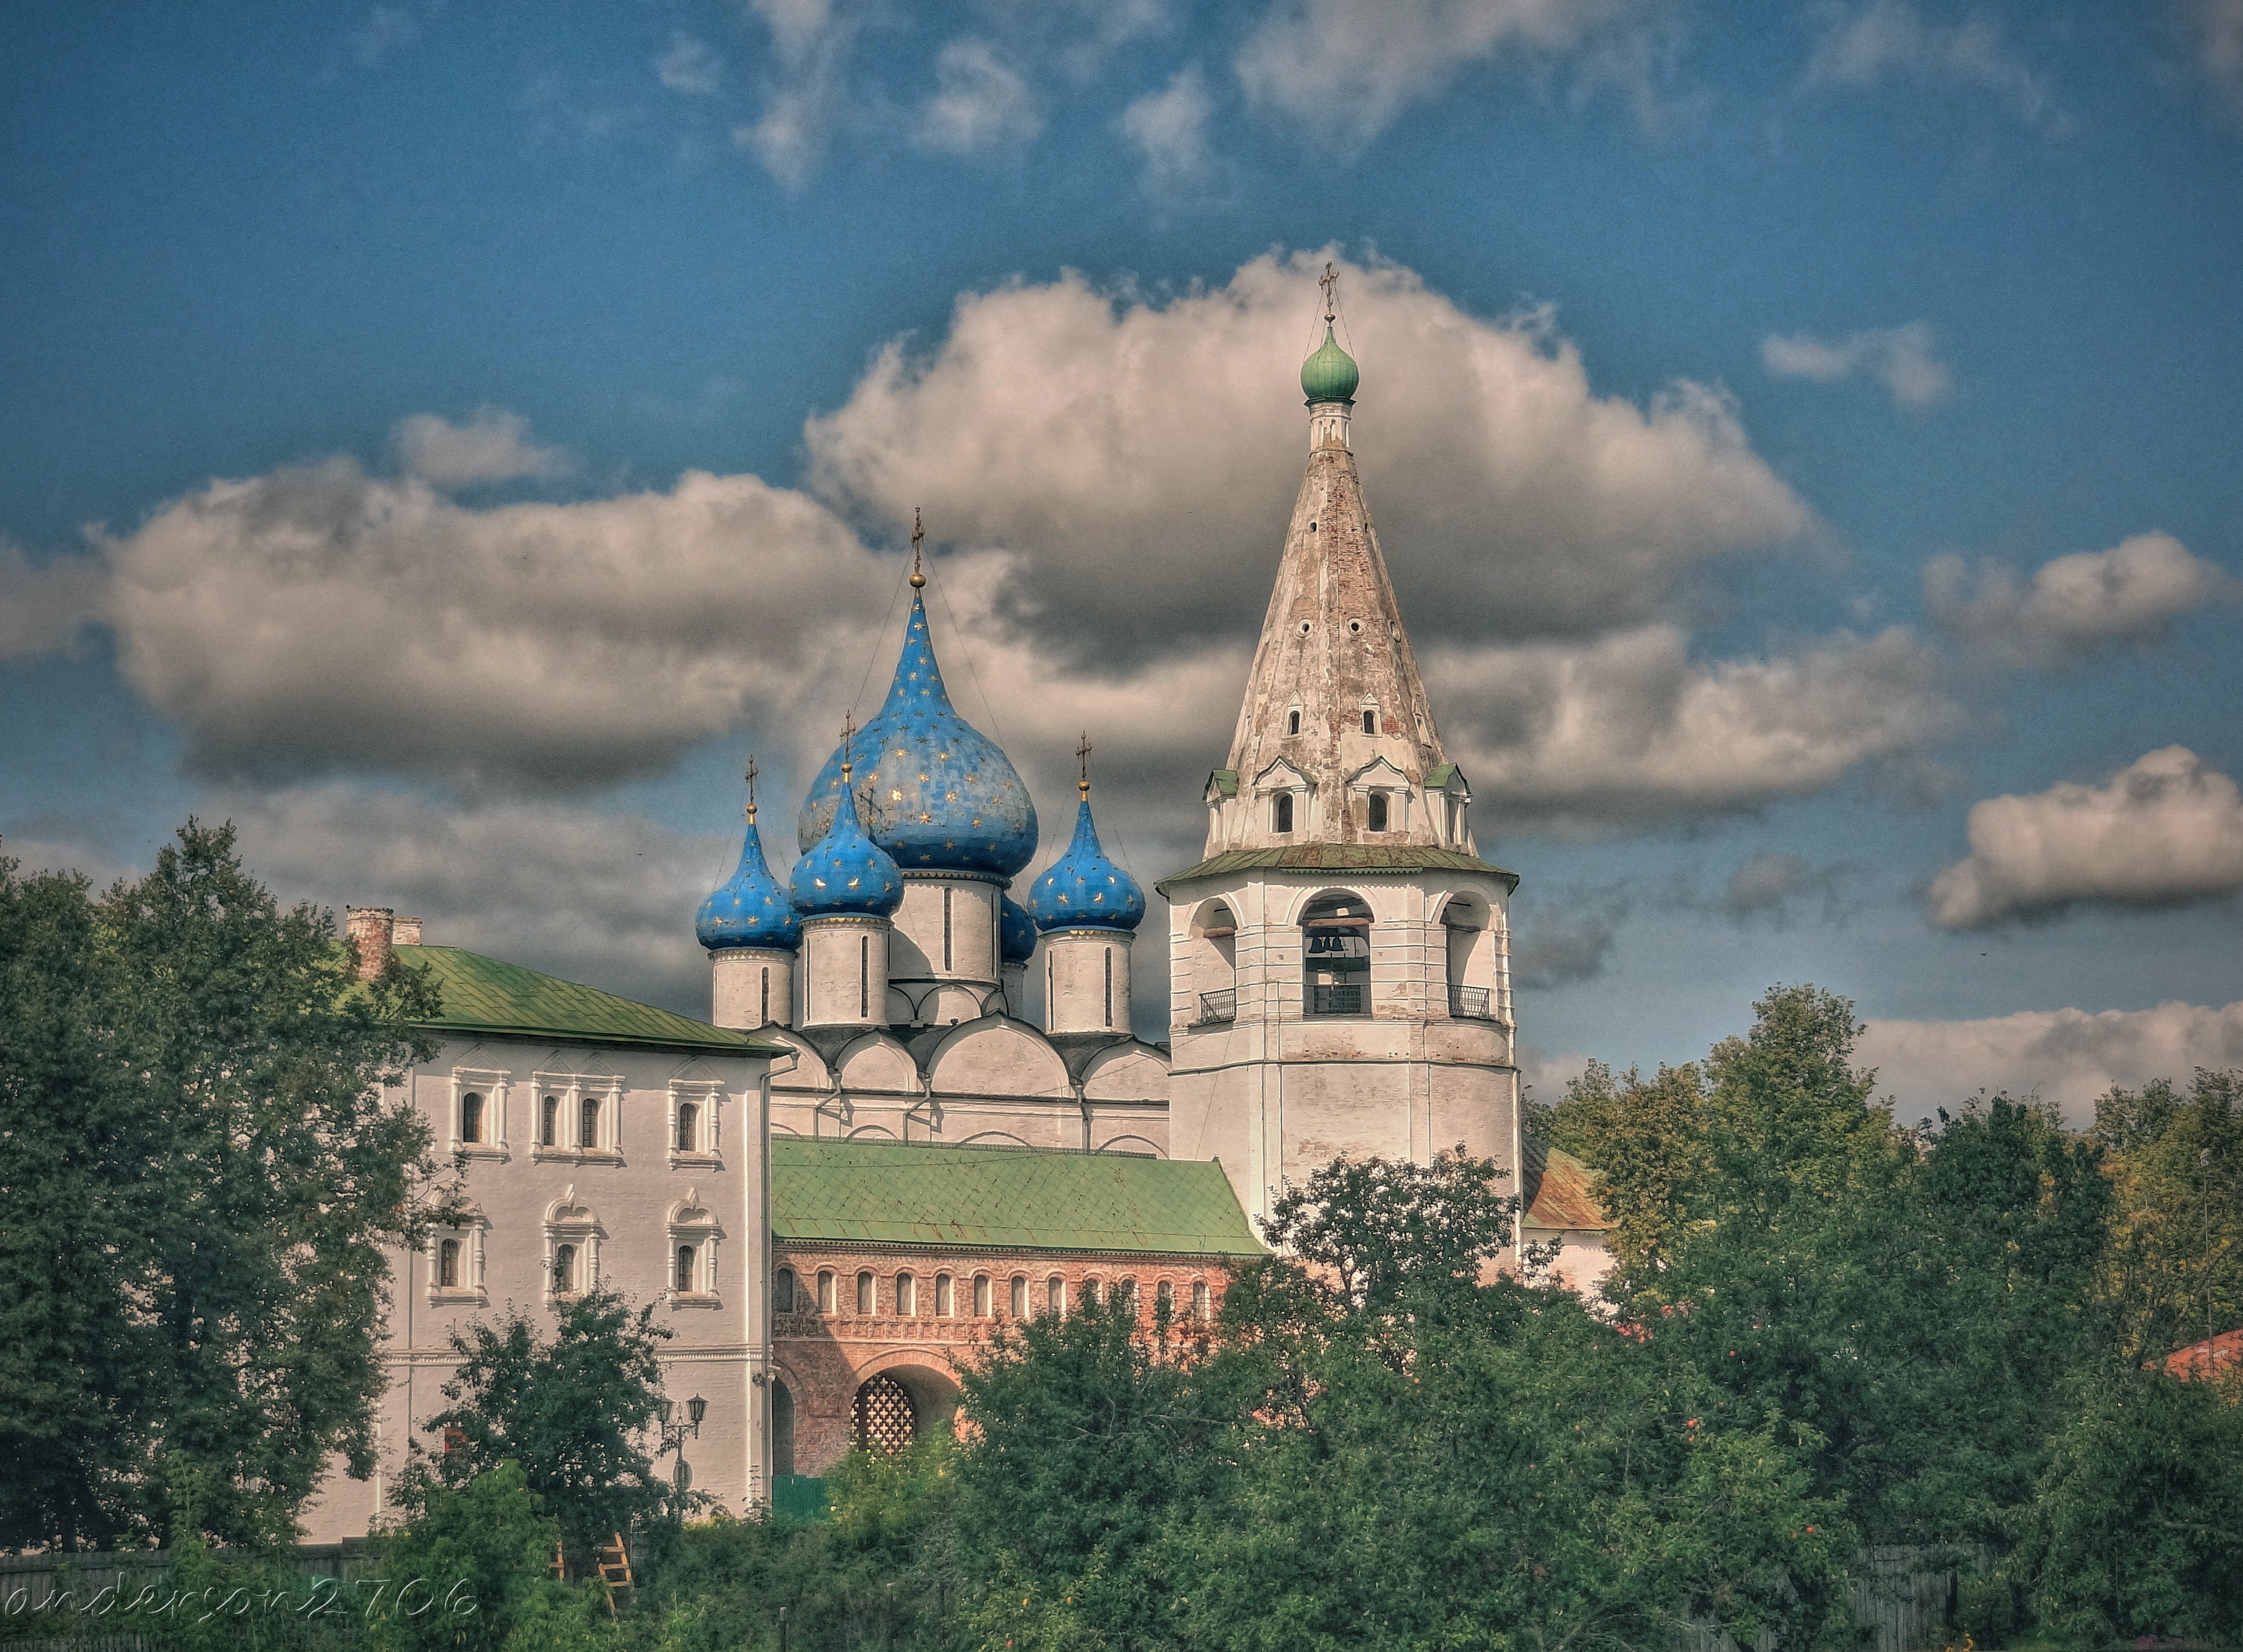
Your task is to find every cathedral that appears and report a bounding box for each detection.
[302,311,1609,1541]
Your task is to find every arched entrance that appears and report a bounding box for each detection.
[853,1373,917,1453]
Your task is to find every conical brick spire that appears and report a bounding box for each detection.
[1210,329,1458,853]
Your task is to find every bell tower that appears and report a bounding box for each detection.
[1160,270,1523,1229]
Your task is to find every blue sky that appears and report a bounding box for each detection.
[5,0,2241,1118]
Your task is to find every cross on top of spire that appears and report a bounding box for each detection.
[1320,261,1338,324]
[1076,732,1093,799]
[910,507,926,589]
[744,755,759,821]
[840,714,856,777]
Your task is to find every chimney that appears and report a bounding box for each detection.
[392,916,423,945]
[346,906,394,981]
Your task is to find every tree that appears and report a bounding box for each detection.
[2092,1069,2243,1361]
[371,1461,611,1652]
[1534,1062,1711,1277]
[0,825,451,1551]
[405,1289,673,1561]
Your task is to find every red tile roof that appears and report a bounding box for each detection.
[1521,1140,1608,1232]
[2158,1328,2243,1380]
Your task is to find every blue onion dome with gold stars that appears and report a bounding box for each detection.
[789,756,903,919]
[696,805,800,952]
[797,588,1038,878]
[999,893,1038,964]
[1025,789,1145,934]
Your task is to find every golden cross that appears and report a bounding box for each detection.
[841,714,857,776]
[1320,261,1338,324]
[910,507,926,589]
[1076,732,1093,799]
[744,755,759,821]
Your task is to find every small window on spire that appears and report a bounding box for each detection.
[1272,793,1294,834]
[1367,792,1389,832]
[1287,709,1301,736]
[1361,708,1377,735]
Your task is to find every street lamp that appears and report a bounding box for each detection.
[655,1394,706,1495]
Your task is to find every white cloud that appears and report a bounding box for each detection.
[1719,851,1855,921]
[734,0,866,189]
[0,541,105,662]
[915,39,1042,155]
[656,32,724,97]
[2178,0,2243,122]
[1859,997,2243,1125]
[227,784,730,1016]
[1425,624,1963,835]
[1761,320,1951,409]
[1925,532,2234,669]
[1927,746,2243,930]
[1235,0,1635,147]
[1803,0,2065,132]
[805,251,1813,667]
[94,460,887,789]
[393,407,570,489]
[1121,64,1217,195]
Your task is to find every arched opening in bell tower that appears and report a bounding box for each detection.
[1301,892,1371,1017]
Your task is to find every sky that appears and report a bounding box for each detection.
[5,0,2242,1123]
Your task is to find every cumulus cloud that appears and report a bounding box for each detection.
[915,39,1042,155]
[1927,746,2243,929]
[227,784,729,1015]
[806,251,1813,668]
[1718,851,1856,922]
[1425,624,1963,835]
[393,407,570,489]
[1761,321,1951,409]
[0,541,105,662]
[1859,997,2243,1125]
[1511,884,1632,989]
[656,32,724,96]
[1924,532,2233,669]
[733,0,867,189]
[94,461,887,790]
[2177,0,2243,122]
[1235,0,1639,147]
[1121,64,1217,195]
[1803,0,2065,133]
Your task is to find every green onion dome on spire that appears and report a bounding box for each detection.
[1301,323,1359,405]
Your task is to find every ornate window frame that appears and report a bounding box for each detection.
[667,1079,724,1169]
[666,1189,722,1308]
[529,1070,626,1163]
[427,1211,488,1306]
[447,1068,511,1160]
[543,1187,601,1302]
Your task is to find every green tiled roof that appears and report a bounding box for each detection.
[771,1138,1264,1256]
[1157,844,1519,895]
[393,945,790,1057]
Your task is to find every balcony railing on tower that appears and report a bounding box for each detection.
[1308,982,1367,1017]
[1192,988,1238,1025]
[1448,985,1494,1020]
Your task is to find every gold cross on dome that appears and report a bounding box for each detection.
[910,507,926,589]
[1320,261,1338,324]
[744,755,759,821]
[1076,732,1093,799]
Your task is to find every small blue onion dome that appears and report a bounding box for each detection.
[696,813,801,952]
[789,765,903,919]
[797,590,1038,878]
[1025,795,1145,934]
[1301,323,1359,404]
[999,893,1038,964]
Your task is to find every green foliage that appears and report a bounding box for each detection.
[371,1461,610,1652]
[0,825,451,1551]
[402,1289,673,1561]
[2093,1069,2243,1360]
[1537,1061,1710,1276]
[2014,1364,2243,1644]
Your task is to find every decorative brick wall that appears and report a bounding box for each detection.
[769,1245,1232,1475]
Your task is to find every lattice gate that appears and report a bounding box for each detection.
[854,1374,917,1454]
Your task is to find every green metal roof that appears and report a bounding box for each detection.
[770,1138,1264,1256]
[1206,769,1239,798]
[393,944,790,1057]
[1157,843,1519,896]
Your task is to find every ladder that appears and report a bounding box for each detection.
[594,1532,633,1616]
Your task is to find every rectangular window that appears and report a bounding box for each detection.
[760,967,770,1026]
[775,1267,796,1313]
[1367,792,1389,832]
[1362,707,1376,734]
[1010,1276,1028,1317]
[942,886,953,971]
[1046,1276,1064,1316]
[935,1273,954,1316]
[856,1271,874,1314]
[818,1269,836,1313]
[1272,792,1294,833]
[580,1096,600,1149]
[974,1274,992,1316]
[859,934,870,1017]
[1103,947,1113,1028]
[896,1272,916,1315]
